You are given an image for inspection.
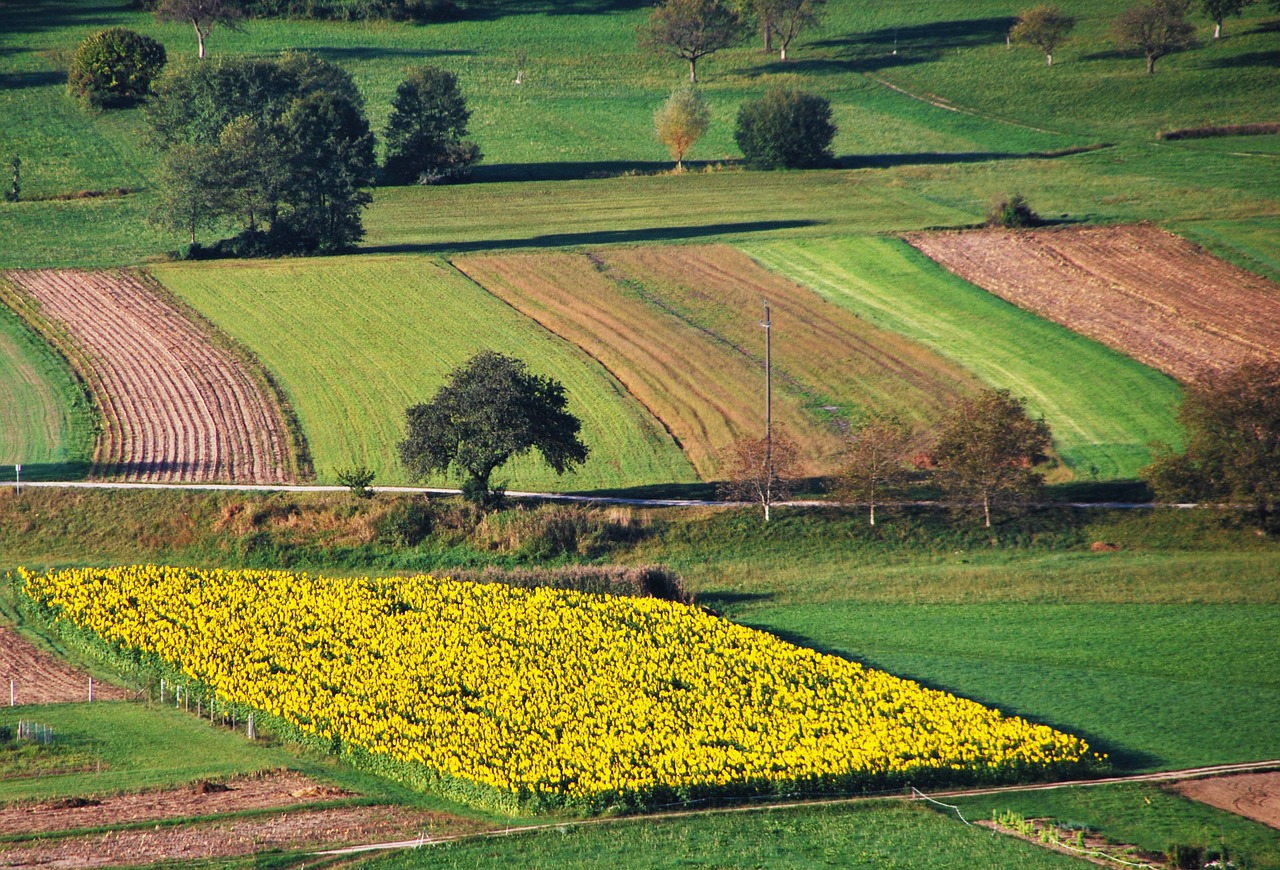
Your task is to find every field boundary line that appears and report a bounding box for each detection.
[863,73,1067,137]
[315,760,1280,857]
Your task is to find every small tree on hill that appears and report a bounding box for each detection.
[67,27,167,109]
[718,432,800,522]
[1009,5,1076,66]
[639,0,746,83]
[763,0,827,61]
[734,86,836,169]
[1143,359,1280,529]
[835,416,915,526]
[1199,0,1247,39]
[382,65,482,185]
[987,193,1041,228]
[399,351,590,507]
[155,0,244,59]
[1113,0,1197,74]
[655,84,711,171]
[932,389,1053,527]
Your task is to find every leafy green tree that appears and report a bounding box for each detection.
[717,432,800,522]
[151,142,223,245]
[67,28,167,109]
[1113,0,1197,74]
[655,84,711,171]
[1144,360,1280,529]
[1009,5,1076,66]
[382,66,482,185]
[734,86,836,169]
[931,389,1052,528]
[154,0,244,59]
[399,351,590,507]
[639,0,746,83]
[835,416,915,526]
[1199,0,1247,38]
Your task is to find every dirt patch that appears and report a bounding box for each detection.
[0,269,293,483]
[1170,771,1280,830]
[0,771,347,835]
[0,803,486,868]
[0,623,130,705]
[904,224,1280,383]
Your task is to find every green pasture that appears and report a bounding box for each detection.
[741,236,1184,480]
[150,255,696,489]
[0,302,94,481]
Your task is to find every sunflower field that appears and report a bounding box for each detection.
[20,566,1100,811]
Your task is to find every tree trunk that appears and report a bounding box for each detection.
[1214,21,1221,39]
[1146,54,1155,74]
[983,493,991,527]
[869,499,876,526]
[779,44,787,61]
[194,20,206,59]
[764,21,773,52]
[1046,52,1052,66]
[689,59,697,83]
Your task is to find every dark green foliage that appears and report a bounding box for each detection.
[1113,0,1197,74]
[336,464,376,498]
[986,193,1041,228]
[399,351,589,507]
[734,86,836,169]
[931,388,1053,527]
[1144,359,1280,528]
[66,28,167,110]
[382,66,481,185]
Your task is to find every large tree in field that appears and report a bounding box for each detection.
[1143,359,1280,529]
[654,84,711,171]
[717,432,800,522]
[759,0,826,61]
[154,0,244,59]
[1199,0,1247,38]
[835,416,915,527]
[932,389,1052,528]
[1113,0,1197,74]
[639,0,746,83]
[399,351,590,507]
[1009,4,1076,66]
[382,65,481,185]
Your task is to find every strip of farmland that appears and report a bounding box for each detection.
[455,247,981,478]
[1,270,293,483]
[905,225,1280,384]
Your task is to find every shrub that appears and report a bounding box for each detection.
[987,193,1041,228]
[336,464,376,499]
[734,87,836,169]
[67,28,167,109]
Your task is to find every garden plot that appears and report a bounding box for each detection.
[905,225,1280,383]
[1,270,293,483]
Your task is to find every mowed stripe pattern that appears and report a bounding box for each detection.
[2,270,291,483]
[905,225,1280,383]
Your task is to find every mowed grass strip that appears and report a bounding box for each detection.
[452,252,836,479]
[741,237,1182,480]
[150,256,694,490]
[598,245,982,454]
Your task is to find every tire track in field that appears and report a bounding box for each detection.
[2,270,292,483]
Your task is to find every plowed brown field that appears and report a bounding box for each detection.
[1,270,293,483]
[455,247,978,478]
[0,623,129,705]
[905,225,1280,383]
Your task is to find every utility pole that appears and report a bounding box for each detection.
[762,300,772,522]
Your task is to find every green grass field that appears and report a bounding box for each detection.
[741,236,1184,479]
[150,255,696,489]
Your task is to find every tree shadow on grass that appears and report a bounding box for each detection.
[1,0,123,38]
[307,46,475,63]
[0,70,66,90]
[470,160,690,183]
[362,220,819,256]
[1203,49,1280,69]
[0,460,92,483]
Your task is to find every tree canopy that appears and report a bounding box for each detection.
[1113,0,1197,73]
[398,351,590,506]
[154,0,244,59]
[1199,0,1247,38]
[734,86,836,169]
[655,84,711,171]
[67,28,167,110]
[639,0,746,83]
[717,433,800,522]
[382,65,482,185]
[1144,359,1280,528]
[835,416,915,526]
[1009,5,1076,66]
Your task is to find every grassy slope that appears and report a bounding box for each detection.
[150,255,695,489]
[740,236,1183,479]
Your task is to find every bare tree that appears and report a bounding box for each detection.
[1113,0,1197,74]
[835,416,915,526]
[155,0,244,59]
[1009,5,1076,66]
[655,84,711,171]
[718,432,800,522]
[639,0,746,83]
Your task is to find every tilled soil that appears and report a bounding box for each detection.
[1,269,293,483]
[1170,771,1280,830]
[904,224,1280,383]
[0,624,130,705]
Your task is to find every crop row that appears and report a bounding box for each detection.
[22,566,1100,810]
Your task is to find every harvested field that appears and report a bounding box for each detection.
[0,623,129,705]
[0,803,485,868]
[905,225,1280,384]
[1170,772,1280,830]
[0,270,294,483]
[455,246,979,477]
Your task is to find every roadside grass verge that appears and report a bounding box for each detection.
[150,255,695,490]
[740,236,1183,480]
